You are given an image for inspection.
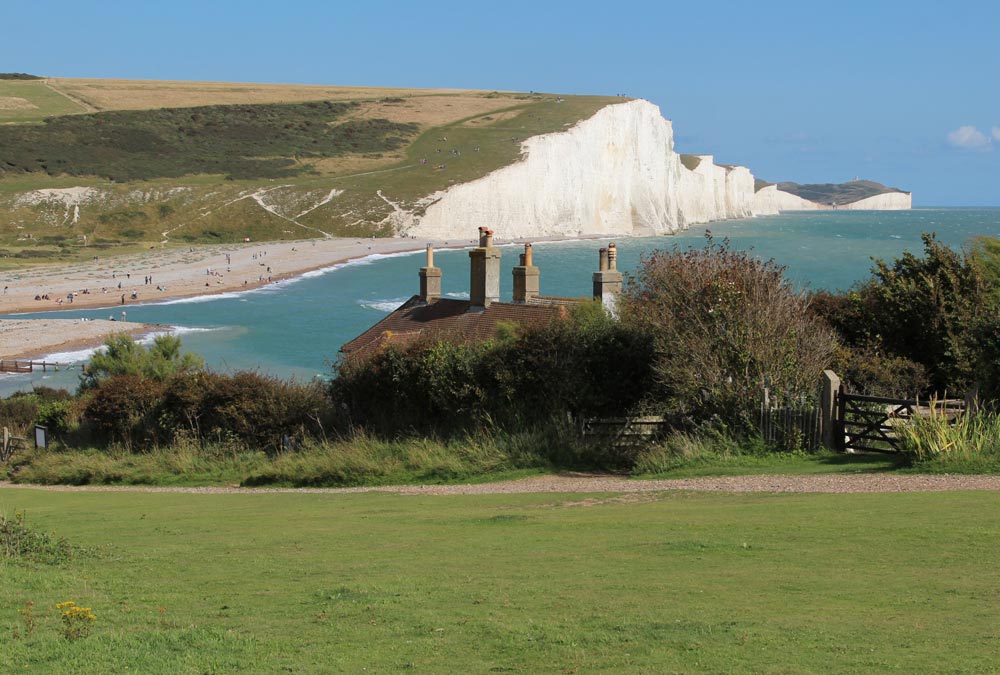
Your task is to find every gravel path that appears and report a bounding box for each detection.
[3,473,1000,496]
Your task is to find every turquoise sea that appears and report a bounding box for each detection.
[2,208,999,395]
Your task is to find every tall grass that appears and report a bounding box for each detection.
[633,430,781,475]
[9,427,581,488]
[896,408,1000,473]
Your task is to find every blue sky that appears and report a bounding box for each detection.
[4,0,998,205]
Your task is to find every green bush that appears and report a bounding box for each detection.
[829,345,929,398]
[194,372,328,454]
[1,395,39,432]
[332,302,655,437]
[619,236,836,432]
[35,399,79,437]
[80,334,204,390]
[81,375,165,448]
[819,234,996,395]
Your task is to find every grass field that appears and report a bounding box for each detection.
[3,486,999,673]
[0,80,87,123]
[45,78,479,112]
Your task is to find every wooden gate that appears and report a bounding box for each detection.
[835,387,965,453]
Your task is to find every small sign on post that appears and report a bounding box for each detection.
[34,425,48,449]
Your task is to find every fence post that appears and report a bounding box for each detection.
[819,370,841,451]
[965,385,980,415]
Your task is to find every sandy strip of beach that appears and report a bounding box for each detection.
[0,318,159,360]
[0,236,454,316]
[0,236,452,360]
[1,233,602,361]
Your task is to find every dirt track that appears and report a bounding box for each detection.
[3,473,1000,496]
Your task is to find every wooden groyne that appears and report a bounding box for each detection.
[0,360,72,374]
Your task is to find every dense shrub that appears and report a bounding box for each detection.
[828,345,929,398]
[481,302,655,424]
[332,302,655,437]
[818,234,998,396]
[35,399,80,437]
[618,236,837,432]
[81,374,165,448]
[194,372,328,453]
[79,369,330,454]
[0,393,43,435]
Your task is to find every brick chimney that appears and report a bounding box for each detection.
[418,244,441,302]
[511,242,539,303]
[469,227,500,309]
[593,242,623,310]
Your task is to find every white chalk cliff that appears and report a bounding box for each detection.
[832,192,912,210]
[402,100,909,241]
[751,184,912,212]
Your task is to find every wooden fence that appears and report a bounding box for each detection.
[757,399,823,451]
[571,370,965,455]
[578,415,669,445]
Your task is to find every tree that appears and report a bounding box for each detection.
[79,334,204,391]
[618,236,836,431]
[827,234,995,394]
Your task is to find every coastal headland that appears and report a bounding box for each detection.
[0,77,911,364]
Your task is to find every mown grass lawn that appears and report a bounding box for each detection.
[2,486,999,673]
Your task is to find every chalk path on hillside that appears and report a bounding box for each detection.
[2,474,1000,496]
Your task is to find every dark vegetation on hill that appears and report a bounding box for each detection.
[777,179,906,205]
[0,73,42,80]
[5,234,1000,486]
[0,100,419,181]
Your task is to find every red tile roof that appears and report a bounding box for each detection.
[341,296,580,360]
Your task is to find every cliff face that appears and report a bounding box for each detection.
[751,185,912,213]
[834,192,912,210]
[752,185,823,213]
[405,100,775,240]
[403,99,909,240]
[406,100,687,240]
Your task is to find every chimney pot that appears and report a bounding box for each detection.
[419,243,442,302]
[470,228,501,308]
[512,242,539,303]
[594,244,623,312]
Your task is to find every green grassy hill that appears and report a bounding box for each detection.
[776,179,907,206]
[0,78,620,268]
